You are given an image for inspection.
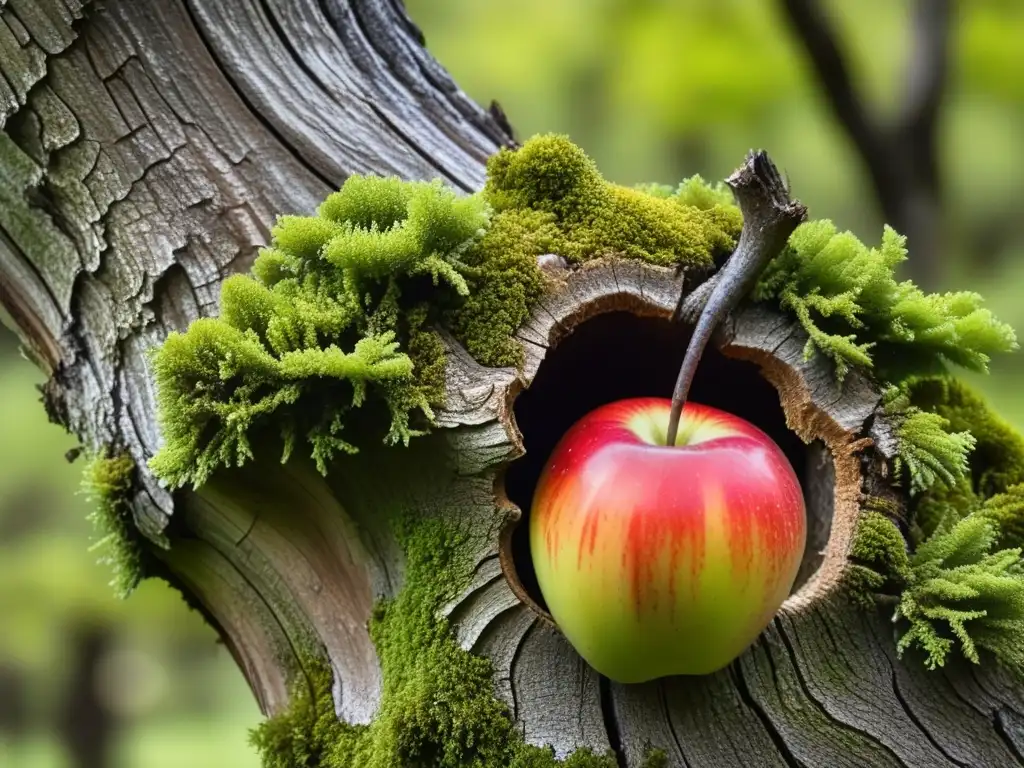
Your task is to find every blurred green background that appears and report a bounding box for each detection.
[1,1,1021,765]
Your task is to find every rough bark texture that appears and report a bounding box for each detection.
[0,0,511,543]
[3,2,1024,766]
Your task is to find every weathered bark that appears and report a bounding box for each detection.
[3,2,1024,766]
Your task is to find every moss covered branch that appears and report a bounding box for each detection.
[250,515,664,768]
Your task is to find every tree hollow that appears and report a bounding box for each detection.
[496,258,873,626]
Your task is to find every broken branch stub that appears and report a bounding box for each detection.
[666,149,808,445]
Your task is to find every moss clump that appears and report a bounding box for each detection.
[485,134,741,267]
[446,138,742,368]
[851,378,1024,672]
[754,218,1018,566]
[754,220,1018,381]
[849,509,1024,673]
[882,383,976,496]
[907,377,1024,500]
[912,478,979,545]
[895,514,1024,671]
[150,176,489,488]
[904,379,1024,553]
[446,207,555,368]
[249,653,359,768]
[845,507,912,609]
[979,485,1024,554]
[81,453,144,599]
[791,218,1024,674]
[251,515,664,767]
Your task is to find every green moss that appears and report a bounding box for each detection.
[906,377,1024,498]
[443,136,743,366]
[249,653,359,768]
[850,376,1024,672]
[674,174,735,210]
[405,306,448,408]
[848,504,1024,673]
[895,514,1024,671]
[903,378,1024,552]
[447,139,742,366]
[845,508,911,608]
[882,383,976,496]
[632,182,675,199]
[81,453,144,599]
[149,177,489,489]
[251,514,668,767]
[754,220,1018,381]
[912,477,979,544]
[446,208,554,368]
[747,190,1020,665]
[782,253,1023,666]
[485,134,741,267]
[346,517,524,767]
[979,484,1024,553]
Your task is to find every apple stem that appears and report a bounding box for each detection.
[665,151,808,446]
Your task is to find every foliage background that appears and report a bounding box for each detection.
[1,1,1021,765]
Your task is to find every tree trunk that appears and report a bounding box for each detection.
[2,2,1023,766]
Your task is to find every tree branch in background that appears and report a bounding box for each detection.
[898,0,954,190]
[779,0,956,290]
[55,623,117,768]
[778,0,891,183]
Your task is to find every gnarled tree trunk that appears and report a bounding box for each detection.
[3,2,1023,766]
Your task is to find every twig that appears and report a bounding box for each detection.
[665,151,807,446]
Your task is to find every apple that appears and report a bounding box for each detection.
[529,397,806,683]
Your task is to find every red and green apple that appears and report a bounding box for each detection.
[529,397,806,683]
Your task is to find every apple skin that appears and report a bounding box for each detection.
[529,397,806,683]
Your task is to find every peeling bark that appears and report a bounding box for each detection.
[0,0,511,541]
[4,2,1024,766]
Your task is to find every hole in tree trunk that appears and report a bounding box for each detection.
[499,311,834,619]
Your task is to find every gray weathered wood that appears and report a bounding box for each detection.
[0,0,511,540]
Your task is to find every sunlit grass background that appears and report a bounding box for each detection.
[2,1,1021,765]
